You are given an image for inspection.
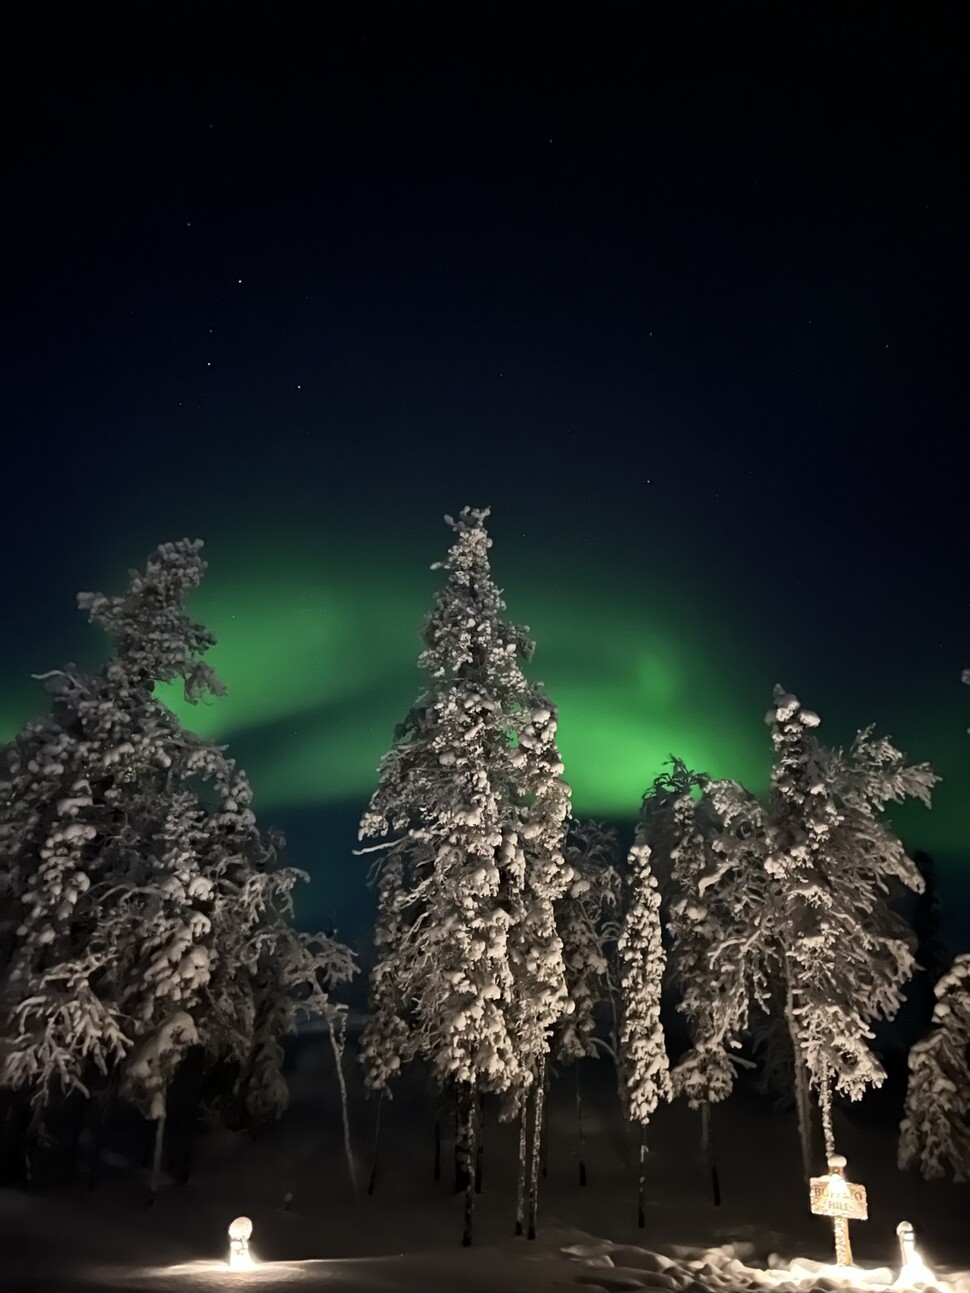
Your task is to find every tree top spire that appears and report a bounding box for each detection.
[76,538,222,703]
[444,505,491,533]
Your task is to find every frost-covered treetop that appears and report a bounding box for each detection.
[361,505,552,844]
[420,505,533,687]
[77,538,223,702]
[764,687,833,873]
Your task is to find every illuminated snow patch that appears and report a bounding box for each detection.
[560,1239,968,1293]
[102,1258,330,1285]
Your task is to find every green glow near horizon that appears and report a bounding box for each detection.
[145,554,770,815]
[0,529,963,864]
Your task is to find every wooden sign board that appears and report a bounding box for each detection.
[810,1175,868,1221]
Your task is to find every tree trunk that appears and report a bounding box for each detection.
[576,1065,587,1187]
[700,1102,721,1206]
[172,1047,205,1185]
[461,1086,477,1248]
[63,1091,88,1186]
[515,1101,528,1236]
[474,1092,485,1194]
[175,1109,199,1186]
[819,1064,836,1160]
[784,967,816,1180]
[149,1111,166,1201]
[540,1062,550,1180]
[792,1051,815,1180]
[528,1058,546,1240]
[611,993,626,1110]
[87,1072,119,1190]
[328,1016,357,1191]
[367,1093,384,1196]
[24,1104,44,1188]
[454,1089,470,1193]
[0,1098,29,1187]
[637,1123,647,1228]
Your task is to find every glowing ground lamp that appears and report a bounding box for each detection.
[227,1216,254,1271]
[809,1154,868,1268]
[896,1221,937,1288]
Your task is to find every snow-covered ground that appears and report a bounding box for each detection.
[2,1044,966,1293]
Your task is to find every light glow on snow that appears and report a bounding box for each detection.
[144,1259,318,1284]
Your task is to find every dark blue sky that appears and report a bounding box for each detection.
[5,2,968,938]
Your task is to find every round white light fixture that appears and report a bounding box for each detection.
[227,1216,254,1271]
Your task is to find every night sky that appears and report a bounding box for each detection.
[5,4,968,940]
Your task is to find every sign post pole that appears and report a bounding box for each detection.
[808,1154,867,1269]
[833,1212,852,1268]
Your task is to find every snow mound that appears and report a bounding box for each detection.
[560,1240,970,1293]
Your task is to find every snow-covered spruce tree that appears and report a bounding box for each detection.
[0,541,354,1185]
[666,780,773,1157]
[616,841,671,1227]
[506,710,573,1240]
[358,507,572,1245]
[764,687,936,1175]
[898,954,970,1182]
[554,819,621,1186]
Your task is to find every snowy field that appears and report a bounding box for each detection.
[2,1046,966,1293]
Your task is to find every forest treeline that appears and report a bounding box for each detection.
[1,512,967,1244]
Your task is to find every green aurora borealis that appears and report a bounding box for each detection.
[1,525,964,904]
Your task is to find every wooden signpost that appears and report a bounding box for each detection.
[809,1154,867,1267]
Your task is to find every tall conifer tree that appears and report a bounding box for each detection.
[0,541,354,1181]
[359,508,572,1244]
